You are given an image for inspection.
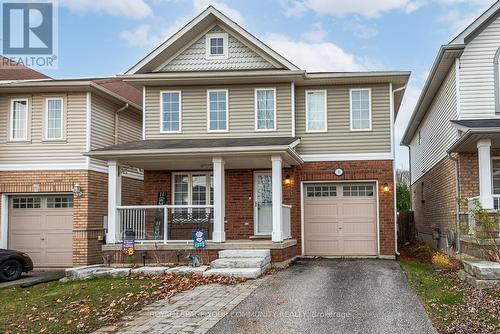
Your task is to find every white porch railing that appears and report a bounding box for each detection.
[115,205,214,243]
[282,204,292,240]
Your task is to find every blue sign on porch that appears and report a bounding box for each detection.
[193,229,206,248]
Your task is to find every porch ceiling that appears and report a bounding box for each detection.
[86,137,303,170]
[447,130,500,153]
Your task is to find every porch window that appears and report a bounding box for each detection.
[492,159,500,194]
[306,90,327,132]
[161,91,181,133]
[173,172,213,217]
[255,88,276,131]
[207,90,228,132]
[45,98,64,140]
[10,99,28,140]
[350,89,371,131]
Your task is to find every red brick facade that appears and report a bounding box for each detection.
[142,160,396,258]
[0,170,143,265]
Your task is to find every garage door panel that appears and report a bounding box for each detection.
[304,183,377,256]
[9,195,73,267]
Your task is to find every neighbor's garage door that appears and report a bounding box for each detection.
[304,183,377,256]
[8,195,73,267]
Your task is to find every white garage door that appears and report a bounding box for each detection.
[8,195,73,267]
[304,183,377,256]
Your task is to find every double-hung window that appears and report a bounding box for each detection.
[173,173,213,219]
[45,98,64,140]
[161,91,181,133]
[207,90,228,132]
[350,88,372,131]
[306,90,327,132]
[10,99,28,140]
[255,88,276,131]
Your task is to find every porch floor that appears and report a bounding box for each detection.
[102,239,297,251]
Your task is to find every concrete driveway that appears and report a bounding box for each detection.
[209,259,437,334]
[0,270,64,288]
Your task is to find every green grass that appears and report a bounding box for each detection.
[400,260,464,307]
[0,276,161,334]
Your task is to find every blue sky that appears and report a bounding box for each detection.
[39,0,498,169]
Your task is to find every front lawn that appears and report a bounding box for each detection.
[0,273,244,334]
[399,245,500,334]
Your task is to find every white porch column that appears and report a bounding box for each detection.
[107,160,122,244]
[213,157,225,242]
[477,139,494,209]
[271,155,283,242]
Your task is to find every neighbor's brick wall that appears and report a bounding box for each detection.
[411,157,457,246]
[0,170,143,266]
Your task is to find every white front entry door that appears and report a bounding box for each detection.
[254,172,273,235]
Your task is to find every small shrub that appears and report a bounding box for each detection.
[432,252,454,270]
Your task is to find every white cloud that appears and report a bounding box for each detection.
[120,0,244,48]
[59,0,153,19]
[263,33,380,72]
[282,0,423,18]
[301,22,327,42]
[344,20,378,39]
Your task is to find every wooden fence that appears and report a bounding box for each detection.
[397,211,415,246]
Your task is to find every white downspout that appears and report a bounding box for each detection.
[114,103,129,145]
[391,84,407,256]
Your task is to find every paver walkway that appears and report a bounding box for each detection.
[93,278,264,334]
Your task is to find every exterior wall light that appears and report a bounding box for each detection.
[284,174,291,185]
[382,182,390,193]
[73,183,84,198]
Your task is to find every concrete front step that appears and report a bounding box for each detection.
[463,260,500,280]
[203,267,264,279]
[219,249,270,259]
[210,256,271,269]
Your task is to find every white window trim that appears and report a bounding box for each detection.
[171,172,213,206]
[492,157,500,195]
[349,88,372,132]
[160,90,182,134]
[205,32,229,59]
[305,90,327,133]
[9,98,29,141]
[254,87,277,132]
[207,89,229,133]
[44,97,65,141]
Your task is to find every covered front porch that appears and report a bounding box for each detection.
[448,119,500,234]
[88,137,302,262]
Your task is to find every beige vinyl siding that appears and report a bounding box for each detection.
[295,84,391,155]
[409,63,459,184]
[0,92,87,165]
[145,83,292,139]
[90,93,142,168]
[459,14,500,118]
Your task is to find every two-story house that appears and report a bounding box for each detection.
[402,2,500,251]
[0,67,144,267]
[88,6,409,265]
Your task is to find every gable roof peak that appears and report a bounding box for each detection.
[125,6,299,75]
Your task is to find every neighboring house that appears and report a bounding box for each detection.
[0,66,144,267]
[88,6,409,264]
[402,2,500,249]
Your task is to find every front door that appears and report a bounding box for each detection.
[254,172,273,235]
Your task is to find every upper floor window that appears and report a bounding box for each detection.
[161,91,181,133]
[255,88,276,131]
[206,33,228,59]
[418,130,422,145]
[207,89,228,132]
[350,88,371,131]
[10,98,28,141]
[495,48,500,115]
[45,98,64,140]
[306,90,327,132]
